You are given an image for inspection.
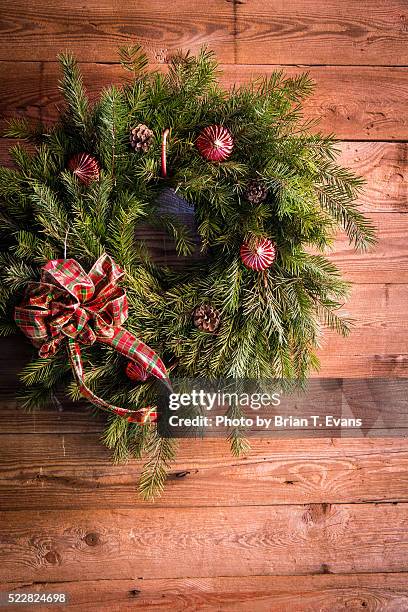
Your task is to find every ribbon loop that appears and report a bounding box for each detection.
[15,253,170,422]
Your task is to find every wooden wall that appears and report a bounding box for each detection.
[0,1,408,609]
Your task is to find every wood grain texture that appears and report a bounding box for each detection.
[338,142,408,213]
[226,65,408,141]
[1,435,408,509]
[1,62,408,140]
[1,504,408,581]
[1,0,408,66]
[0,139,35,167]
[0,395,104,434]
[329,213,408,283]
[317,354,408,377]
[1,139,407,213]
[3,574,408,611]
[0,0,234,63]
[235,0,408,66]
[322,284,408,355]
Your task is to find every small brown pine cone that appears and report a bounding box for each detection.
[130,124,154,152]
[193,304,221,333]
[244,179,268,205]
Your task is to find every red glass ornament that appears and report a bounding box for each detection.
[240,238,277,271]
[196,125,234,162]
[125,361,151,382]
[68,153,100,185]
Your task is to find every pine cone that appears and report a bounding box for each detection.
[193,304,221,333]
[130,124,154,152]
[244,179,268,205]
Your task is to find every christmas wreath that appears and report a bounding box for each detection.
[0,47,375,498]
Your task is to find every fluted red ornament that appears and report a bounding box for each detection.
[196,125,234,162]
[125,361,151,382]
[68,153,100,185]
[240,238,277,271]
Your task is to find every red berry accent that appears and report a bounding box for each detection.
[240,238,277,271]
[196,125,234,162]
[125,361,151,382]
[68,153,100,185]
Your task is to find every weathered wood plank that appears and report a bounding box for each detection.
[1,435,408,509]
[2,574,408,611]
[330,212,408,283]
[235,0,408,66]
[337,142,408,213]
[1,139,406,214]
[1,63,408,140]
[0,0,234,63]
[1,504,408,581]
[0,396,104,434]
[1,0,408,66]
[323,283,408,355]
[226,65,408,141]
[0,139,35,166]
[344,284,408,324]
[0,62,43,128]
[318,354,408,377]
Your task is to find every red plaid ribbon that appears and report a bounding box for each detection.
[15,254,170,423]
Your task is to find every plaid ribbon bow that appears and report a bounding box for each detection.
[14,254,170,423]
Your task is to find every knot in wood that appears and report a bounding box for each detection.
[84,532,100,546]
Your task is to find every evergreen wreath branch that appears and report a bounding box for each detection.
[0,46,375,499]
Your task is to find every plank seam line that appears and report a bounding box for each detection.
[2,426,408,435]
[0,500,407,511]
[0,502,406,512]
[3,570,408,585]
[2,430,408,439]
[2,60,408,68]
[3,444,408,461]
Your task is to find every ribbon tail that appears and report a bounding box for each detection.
[99,327,172,391]
[67,339,159,423]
